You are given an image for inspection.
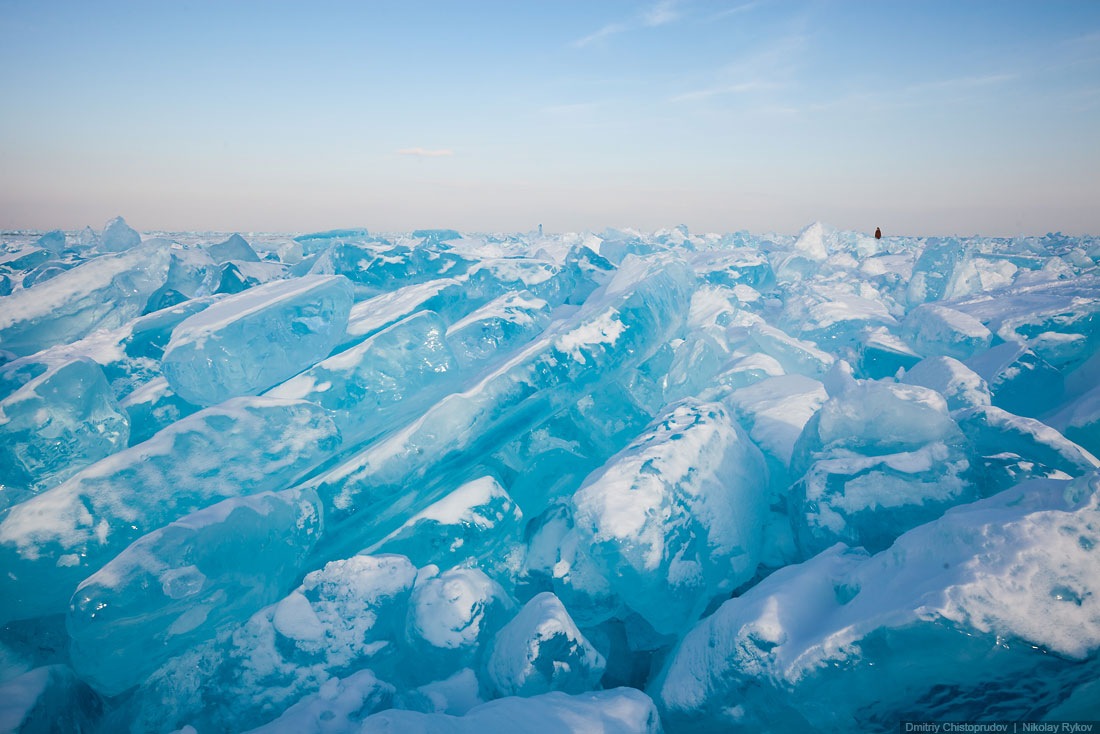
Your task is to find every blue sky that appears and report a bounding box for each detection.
[1,0,1098,235]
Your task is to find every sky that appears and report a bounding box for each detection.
[1,0,1098,236]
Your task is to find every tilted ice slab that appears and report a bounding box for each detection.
[341,278,470,348]
[655,473,1100,731]
[445,290,552,370]
[266,310,460,440]
[365,475,524,574]
[68,486,323,696]
[0,397,340,623]
[0,239,173,356]
[302,255,694,565]
[162,274,353,406]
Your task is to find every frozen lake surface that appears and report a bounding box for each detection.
[1,218,1099,732]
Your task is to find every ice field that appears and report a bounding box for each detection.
[1,217,1099,732]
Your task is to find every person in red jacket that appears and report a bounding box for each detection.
[875,227,882,239]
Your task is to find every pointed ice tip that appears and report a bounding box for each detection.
[823,359,857,397]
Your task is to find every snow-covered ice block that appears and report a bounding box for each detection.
[655,475,1100,731]
[162,274,353,406]
[790,439,974,554]
[312,241,471,299]
[366,476,523,573]
[267,310,459,439]
[778,281,896,350]
[945,272,1100,369]
[0,239,173,356]
[789,381,975,553]
[445,291,551,369]
[901,355,991,411]
[68,486,323,696]
[485,592,605,697]
[0,357,129,491]
[0,397,340,624]
[772,221,831,281]
[791,380,963,472]
[690,248,775,290]
[903,303,992,360]
[723,374,827,473]
[553,399,768,634]
[402,567,512,683]
[359,688,661,734]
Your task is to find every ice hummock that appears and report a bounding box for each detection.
[0,221,1099,732]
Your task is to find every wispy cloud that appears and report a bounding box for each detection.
[642,0,681,27]
[711,1,765,21]
[573,0,682,47]
[395,147,454,157]
[670,80,779,102]
[908,73,1017,92]
[668,31,807,103]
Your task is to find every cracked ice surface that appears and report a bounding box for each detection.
[1,220,1099,733]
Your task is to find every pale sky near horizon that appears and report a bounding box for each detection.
[1,0,1099,237]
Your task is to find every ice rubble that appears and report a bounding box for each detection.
[0,221,1099,733]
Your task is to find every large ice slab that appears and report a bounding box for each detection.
[68,486,323,695]
[162,274,353,406]
[365,476,523,574]
[0,397,340,623]
[0,239,173,356]
[445,290,552,369]
[266,310,459,439]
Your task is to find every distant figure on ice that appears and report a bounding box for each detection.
[875,227,882,239]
